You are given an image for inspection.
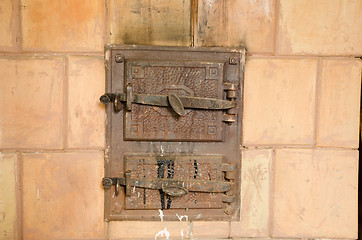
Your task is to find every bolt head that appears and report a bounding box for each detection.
[115,55,124,63]
[229,57,237,65]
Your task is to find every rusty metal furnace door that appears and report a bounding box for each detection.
[101,45,245,221]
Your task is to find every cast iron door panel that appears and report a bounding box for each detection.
[124,60,224,141]
[102,45,245,221]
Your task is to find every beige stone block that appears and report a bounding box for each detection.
[192,221,229,239]
[0,58,64,149]
[0,0,18,51]
[243,58,317,146]
[22,0,104,52]
[197,0,275,52]
[0,153,19,240]
[67,56,105,149]
[277,0,362,55]
[109,221,189,239]
[109,0,191,46]
[273,149,358,238]
[231,149,271,237]
[317,59,361,148]
[22,152,105,239]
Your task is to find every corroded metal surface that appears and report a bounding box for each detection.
[103,45,245,221]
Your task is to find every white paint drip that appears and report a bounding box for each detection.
[132,186,136,193]
[158,209,164,221]
[181,229,184,239]
[176,214,188,221]
[37,188,40,200]
[155,227,169,239]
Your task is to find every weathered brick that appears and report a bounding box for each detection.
[317,59,361,148]
[277,0,362,55]
[22,0,105,52]
[109,0,191,46]
[0,153,19,240]
[231,149,271,237]
[273,149,358,238]
[197,0,275,52]
[22,152,105,239]
[243,58,317,146]
[109,221,189,239]
[67,56,105,149]
[0,0,18,51]
[0,58,64,149]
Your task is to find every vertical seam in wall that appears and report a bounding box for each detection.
[273,0,280,56]
[63,56,69,150]
[268,148,276,237]
[223,0,229,46]
[105,221,109,240]
[104,0,110,45]
[191,0,198,47]
[188,221,193,239]
[17,0,23,53]
[314,59,323,147]
[16,152,23,240]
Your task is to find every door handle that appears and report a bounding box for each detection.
[100,85,236,116]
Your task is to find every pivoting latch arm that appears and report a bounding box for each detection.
[100,85,236,116]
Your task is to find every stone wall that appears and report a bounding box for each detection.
[0,0,361,239]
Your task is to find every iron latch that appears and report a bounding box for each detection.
[100,85,236,116]
[102,170,234,197]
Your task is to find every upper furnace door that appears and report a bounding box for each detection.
[101,45,245,221]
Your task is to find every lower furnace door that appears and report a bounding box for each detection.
[102,45,245,221]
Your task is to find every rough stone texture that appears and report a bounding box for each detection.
[0,153,19,240]
[192,221,229,239]
[67,56,105,149]
[0,58,64,149]
[196,0,275,52]
[277,0,362,55]
[317,59,361,148]
[22,0,105,52]
[273,149,358,238]
[22,152,105,239]
[231,149,271,237]
[243,58,317,146]
[0,0,18,51]
[109,0,191,46]
[109,221,189,239]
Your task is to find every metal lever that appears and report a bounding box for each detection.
[102,176,233,197]
[100,87,236,116]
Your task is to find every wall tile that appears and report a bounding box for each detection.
[231,149,271,237]
[109,0,191,46]
[243,58,317,146]
[196,0,275,52]
[0,58,64,149]
[22,0,104,52]
[109,221,189,239]
[22,152,105,239]
[277,0,362,55]
[192,221,229,239]
[0,0,18,51]
[67,56,105,149]
[0,153,19,240]
[317,59,361,148]
[273,149,358,238]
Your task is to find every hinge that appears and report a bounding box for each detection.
[223,83,238,123]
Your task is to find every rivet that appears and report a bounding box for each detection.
[115,55,124,63]
[229,57,237,65]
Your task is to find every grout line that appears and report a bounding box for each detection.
[246,54,361,59]
[190,0,198,47]
[268,148,276,237]
[16,152,23,240]
[63,57,69,150]
[314,59,323,147]
[16,0,22,53]
[242,145,358,150]
[224,0,229,47]
[273,0,280,55]
[104,0,110,45]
